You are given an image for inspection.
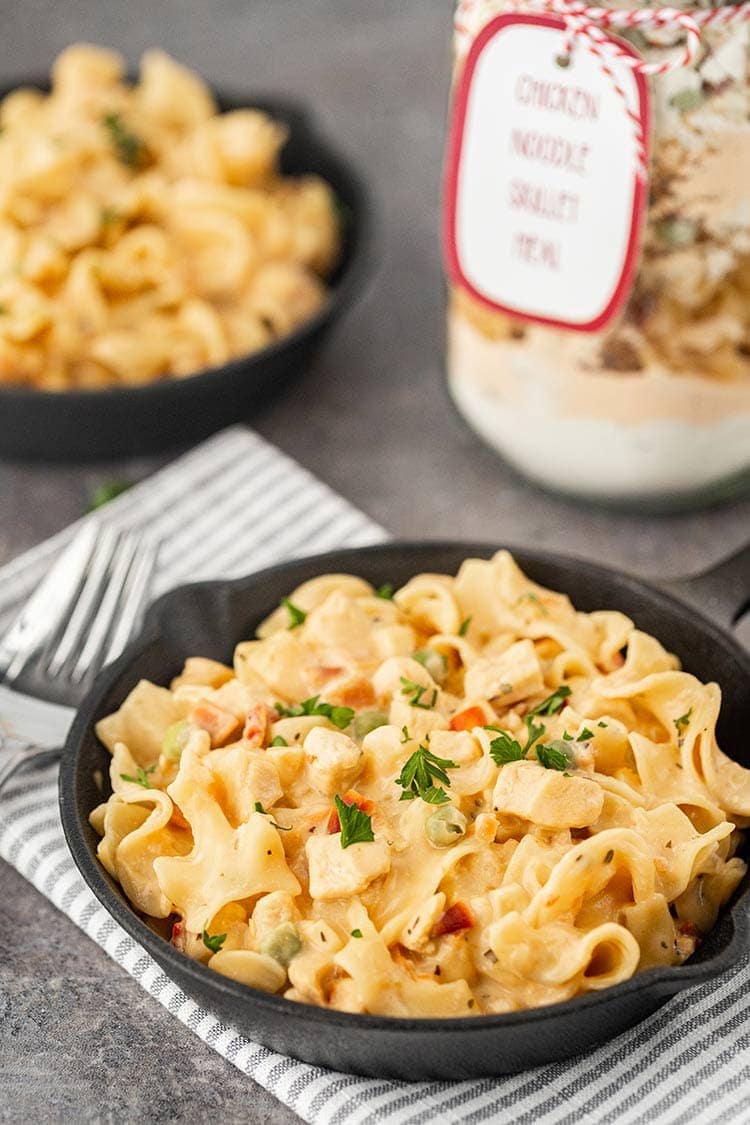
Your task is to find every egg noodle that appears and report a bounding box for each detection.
[0,46,340,389]
[91,552,749,1018]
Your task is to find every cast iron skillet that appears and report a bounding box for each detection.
[59,541,750,1079]
[0,85,371,462]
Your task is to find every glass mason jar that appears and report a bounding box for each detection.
[445,0,750,508]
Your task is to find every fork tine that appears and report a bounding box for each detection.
[0,522,98,683]
[45,526,120,678]
[69,531,140,682]
[101,536,159,668]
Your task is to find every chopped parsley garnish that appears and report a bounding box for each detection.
[528,685,571,717]
[119,764,156,788]
[458,617,472,637]
[515,592,548,615]
[536,743,569,771]
[202,926,227,954]
[400,677,438,710]
[563,731,574,741]
[85,479,133,513]
[577,728,594,742]
[254,800,291,831]
[376,583,394,600]
[488,732,525,766]
[674,709,692,736]
[597,721,608,728]
[274,696,354,730]
[269,735,288,747]
[334,794,375,848]
[281,598,307,629]
[351,928,363,939]
[102,112,150,169]
[400,726,411,744]
[396,742,457,804]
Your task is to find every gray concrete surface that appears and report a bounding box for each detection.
[0,0,748,1121]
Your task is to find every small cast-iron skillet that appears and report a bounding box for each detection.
[59,541,750,1079]
[0,85,371,462]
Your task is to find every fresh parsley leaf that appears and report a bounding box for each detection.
[528,685,571,717]
[577,728,595,741]
[522,714,546,752]
[563,731,574,741]
[489,732,525,766]
[274,696,354,730]
[281,598,306,629]
[376,583,394,600]
[254,799,291,831]
[674,709,692,735]
[536,743,569,771]
[120,764,156,789]
[597,721,608,728]
[396,742,456,804]
[351,928,363,938]
[335,794,375,848]
[85,479,133,513]
[202,926,227,954]
[400,677,438,710]
[102,112,150,169]
[458,617,472,637]
[269,735,288,747]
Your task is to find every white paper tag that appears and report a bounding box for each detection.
[443,14,650,332]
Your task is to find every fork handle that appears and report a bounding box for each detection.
[0,745,62,795]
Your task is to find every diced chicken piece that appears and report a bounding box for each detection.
[189,699,241,747]
[306,833,391,899]
[252,891,302,941]
[464,639,544,706]
[492,761,603,829]
[303,726,362,796]
[170,657,234,690]
[210,746,283,822]
[400,893,446,951]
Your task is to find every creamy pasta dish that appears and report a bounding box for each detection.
[91,552,749,1018]
[0,46,340,389]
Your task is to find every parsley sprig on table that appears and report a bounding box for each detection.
[274,696,354,730]
[119,764,156,788]
[334,794,375,848]
[396,742,457,804]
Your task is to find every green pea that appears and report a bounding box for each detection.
[161,719,192,761]
[259,922,302,967]
[413,649,447,684]
[351,710,388,740]
[425,805,467,848]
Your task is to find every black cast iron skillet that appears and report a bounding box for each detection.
[59,541,750,1079]
[0,85,371,462]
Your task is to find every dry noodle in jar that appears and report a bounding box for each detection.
[444,0,750,506]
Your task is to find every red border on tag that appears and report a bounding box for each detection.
[442,13,651,333]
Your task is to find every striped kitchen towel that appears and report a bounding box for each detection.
[0,426,747,1125]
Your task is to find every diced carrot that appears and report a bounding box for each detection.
[326,789,374,833]
[433,902,475,937]
[189,700,241,747]
[450,706,486,732]
[242,703,275,749]
[336,679,376,709]
[309,666,345,686]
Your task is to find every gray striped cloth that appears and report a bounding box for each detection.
[0,426,747,1124]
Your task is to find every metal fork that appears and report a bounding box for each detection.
[0,522,159,791]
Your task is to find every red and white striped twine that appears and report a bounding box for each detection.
[454,0,750,180]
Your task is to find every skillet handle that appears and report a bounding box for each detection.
[656,542,750,631]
